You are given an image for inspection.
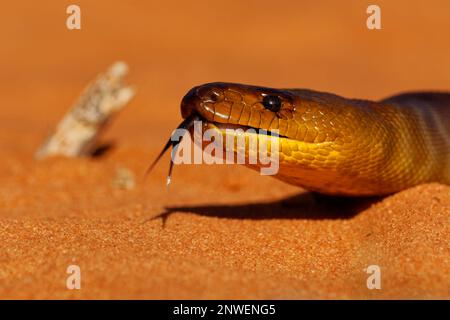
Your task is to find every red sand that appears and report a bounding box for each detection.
[0,1,449,299]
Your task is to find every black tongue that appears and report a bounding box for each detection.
[144,113,201,186]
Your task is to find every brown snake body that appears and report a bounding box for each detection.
[152,83,450,196]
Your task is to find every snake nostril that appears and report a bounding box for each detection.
[181,84,227,119]
[206,91,220,102]
[196,85,224,103]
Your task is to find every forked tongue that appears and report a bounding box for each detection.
[145,114,200,187]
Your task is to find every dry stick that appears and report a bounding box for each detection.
[35,61,135,159]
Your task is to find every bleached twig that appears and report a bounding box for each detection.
[35,61,135,159]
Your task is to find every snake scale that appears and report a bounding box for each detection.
[151,82,450,196]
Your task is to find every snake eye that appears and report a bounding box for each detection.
[262,95,282,112]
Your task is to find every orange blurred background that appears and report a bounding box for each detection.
[1,0,449,155]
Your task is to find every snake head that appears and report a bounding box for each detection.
[180,82,297,135]
[153,82,439,196]
[178,82,381,195]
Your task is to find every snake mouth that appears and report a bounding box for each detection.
[208,121,284,138]
[146,111,286,186]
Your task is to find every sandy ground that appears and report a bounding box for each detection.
[0,1,449,299]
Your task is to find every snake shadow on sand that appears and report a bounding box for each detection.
[155,192,383,224]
